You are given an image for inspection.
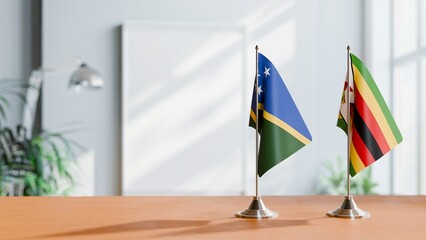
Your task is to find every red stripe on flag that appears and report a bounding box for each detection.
[352,126,376,167]
[354,85,391,154]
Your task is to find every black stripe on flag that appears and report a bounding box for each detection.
[353,106,384,160]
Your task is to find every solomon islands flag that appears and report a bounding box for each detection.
[249,53,312,177]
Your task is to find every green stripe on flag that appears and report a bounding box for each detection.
[337,114,348,134]
[350,53,403,143]
[258,119,305,177]
[350,162,356,177]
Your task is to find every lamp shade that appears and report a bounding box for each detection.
[69,63,104,90]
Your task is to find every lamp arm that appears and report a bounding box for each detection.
[21,71,43,136]
[34,63,80,76]
[22,61,104,136]
[21,61,81,135]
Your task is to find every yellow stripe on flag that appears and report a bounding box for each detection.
[350,142,366,173]
[250,104,265,123]
[352,65,398,148]
[250,110,256,122]
[263,110,311,145]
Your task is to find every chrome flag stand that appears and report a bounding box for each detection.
[327,46,369,219]
[236,45,277,219]
[236,196,277,218]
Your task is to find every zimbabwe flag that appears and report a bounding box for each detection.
[337,53,403,176]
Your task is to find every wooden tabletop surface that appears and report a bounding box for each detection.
[0,195,425,239]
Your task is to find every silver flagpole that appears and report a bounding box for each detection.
[346,45,351,198]
[236,45,277,219]
[327,46,369,219]
[255,45,260,198]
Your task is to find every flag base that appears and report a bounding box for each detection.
[327,195,370,219]
[236,196,278,219]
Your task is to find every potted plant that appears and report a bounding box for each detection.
[0,79,80,196]
[318,156,378,195]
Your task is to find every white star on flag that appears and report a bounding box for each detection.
[257,85,263,95]
[264,67,270,77]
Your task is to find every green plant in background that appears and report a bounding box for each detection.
[0,126,82,196]
[319,156,378,195]
[0,78,81,196]
[0,79,29,126]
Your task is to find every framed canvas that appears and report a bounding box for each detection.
[121,21,249,195]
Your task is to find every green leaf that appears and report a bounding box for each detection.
[1,91,27,104]
[24,173,38,195]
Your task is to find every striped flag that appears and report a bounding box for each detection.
[250,53,312,177]
[337,53,403,176]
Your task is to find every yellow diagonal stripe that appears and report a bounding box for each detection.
[250,104,265,122]
[352,65,398,148]
[350,142,366,173]
[250,110,256,122]
[263,110,311,145]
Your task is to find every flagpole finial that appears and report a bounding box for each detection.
[347,45,351,51]
[255,45,259,50]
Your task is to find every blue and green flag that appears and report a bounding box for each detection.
[249,53,312,177]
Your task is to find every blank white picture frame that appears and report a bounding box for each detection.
[121,21,248,195]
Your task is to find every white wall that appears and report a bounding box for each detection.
[42,0,363,195]
[314,0,364,192]
[0,0,32,127]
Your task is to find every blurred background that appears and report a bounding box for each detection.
[0,0,424,196]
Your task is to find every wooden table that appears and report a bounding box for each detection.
[1,196,425,239]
